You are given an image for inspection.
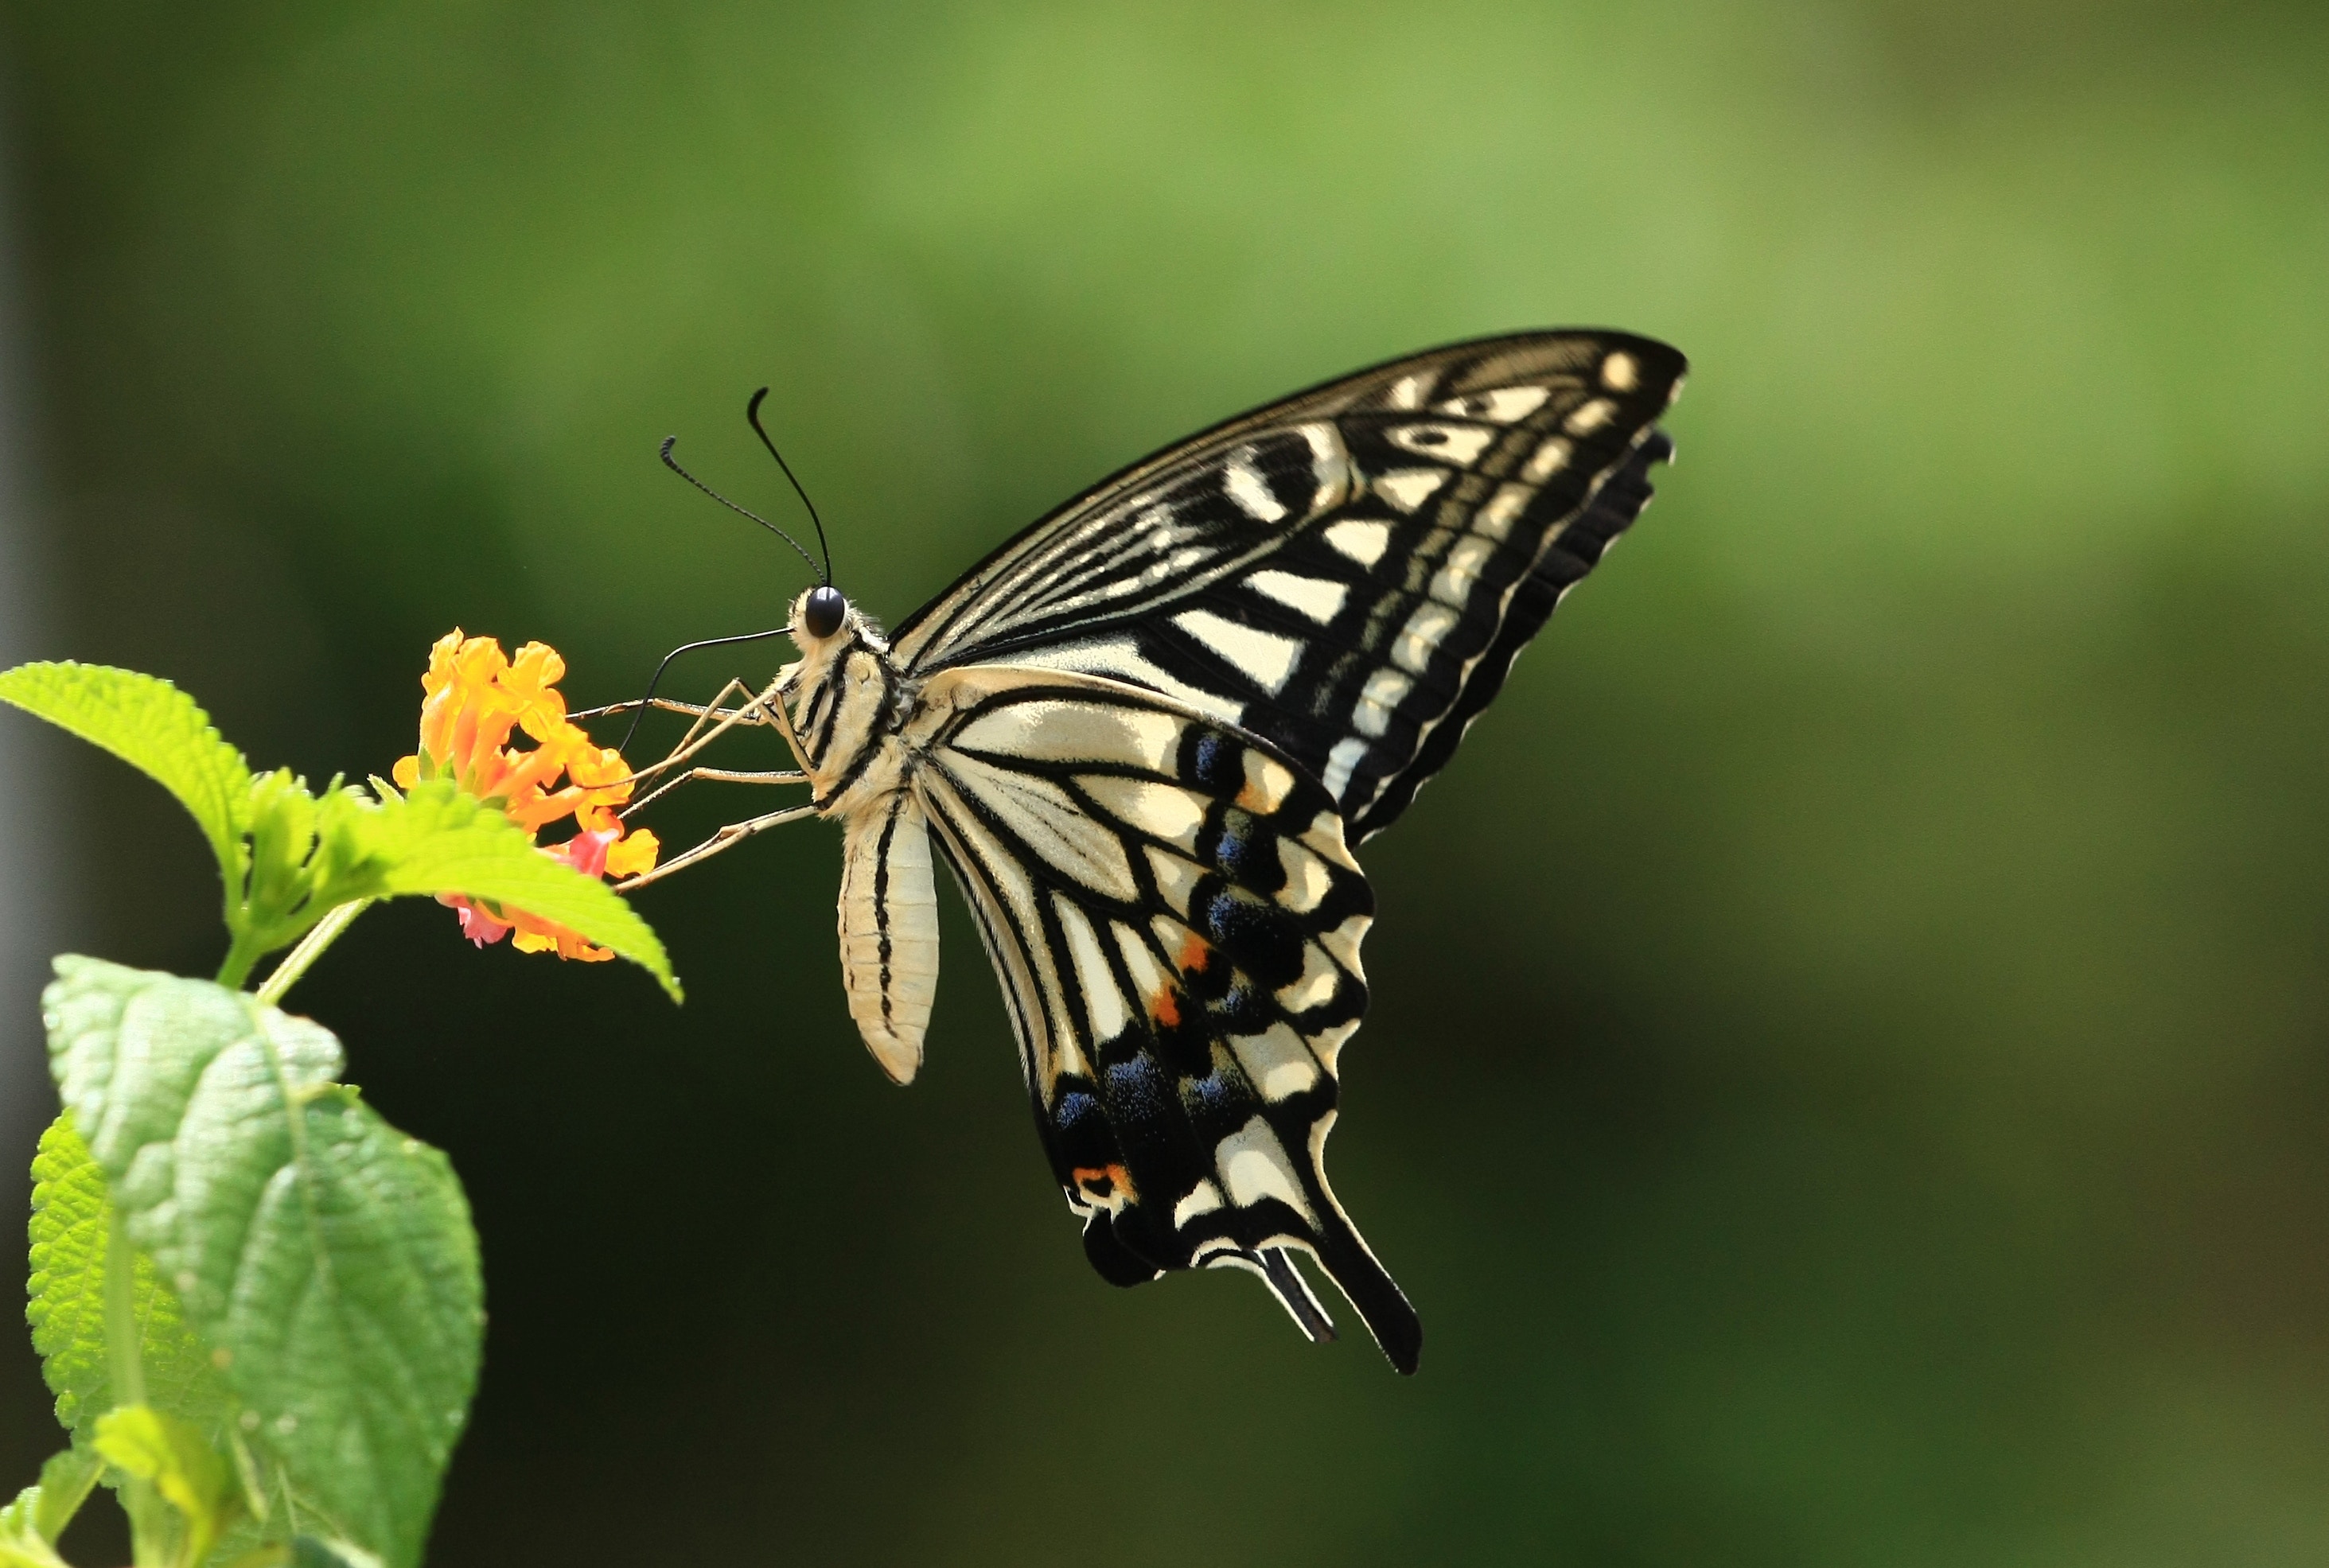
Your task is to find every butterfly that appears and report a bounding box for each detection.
[650,330,1684,1373]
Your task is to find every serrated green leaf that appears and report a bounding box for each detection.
[0,663,678,1000]
[26,1116,229,1438]
[240,779,679,999]
[356,780,680,1001]
[43,959,483,1568]
[0,663,250,893]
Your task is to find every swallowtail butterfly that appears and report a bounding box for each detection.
[688,331,1684,1372]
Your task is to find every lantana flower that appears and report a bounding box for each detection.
[393,630,659,961]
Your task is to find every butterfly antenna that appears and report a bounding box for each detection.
[660,436,824,582]
[745,387,832,586]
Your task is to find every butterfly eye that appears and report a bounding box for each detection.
[802,585,847,639]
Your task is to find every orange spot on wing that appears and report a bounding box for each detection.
[1149,986,1182,1029]
[1073,1163,1136,1202]
[1177,933,1211,974]
[1235,780,1268,812]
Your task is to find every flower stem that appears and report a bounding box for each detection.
[254,899,374,1008]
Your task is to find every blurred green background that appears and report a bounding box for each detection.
[4,2,2328,1562]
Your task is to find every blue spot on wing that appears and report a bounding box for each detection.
[1055,1090,1101,1133]
[1104,1056,1172,1123]
[1190,730,1242,792]
[1198,885,1303,985]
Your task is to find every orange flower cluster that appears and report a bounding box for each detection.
[393,630,659,961]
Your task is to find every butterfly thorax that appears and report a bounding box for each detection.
[781,604,920,816]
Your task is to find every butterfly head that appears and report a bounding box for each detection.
[789,583,854,648]
[800,583,847,640]
[785,584,891,679]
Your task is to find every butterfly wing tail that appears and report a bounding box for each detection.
[1302,1221,1424,1374]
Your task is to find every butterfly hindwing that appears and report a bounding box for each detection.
[891,330,1686,840]
[906,668,1420,1371]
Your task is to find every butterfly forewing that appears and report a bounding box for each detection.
[891,330,1686,839]
[1342,425,1674,840]
[907,668,1421,1370]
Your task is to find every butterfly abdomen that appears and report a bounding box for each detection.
[836,787,939,1084]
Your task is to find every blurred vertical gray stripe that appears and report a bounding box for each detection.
[0,97,66,1149]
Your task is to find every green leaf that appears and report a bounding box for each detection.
[0,1498,71,1568]
[94,1404,240,1566]
[290,1539,383,1568]
[203,1538,375,1568]
[0,663,250,893]
[241,778,680,1000]
[354,780,680,1001]
[43,959,484,1568]
[236,770,329,954]
[0,663,678,1001]
[29,1449,102,1544]
[0,1450,99,1567]
[26,1117,229,1438]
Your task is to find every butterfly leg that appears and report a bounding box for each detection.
[571,693,765,723]
[621,763,806,819]
[660,675,781,757]
[661,671,818,785]
[593,673,819,786]
[612,800,820,892]
[756,672,818,780]
[614,675,793,791]
[573,680,777,751]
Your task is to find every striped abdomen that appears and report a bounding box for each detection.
[836,788,940,1084]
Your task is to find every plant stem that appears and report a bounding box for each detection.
[214,927,265,994]
[253,900,373,1008]
[104,1208,146,1410]
[107,1207,168,1566]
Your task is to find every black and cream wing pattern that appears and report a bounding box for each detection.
[890,330,1685,841]
[771,329,1685,1373]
